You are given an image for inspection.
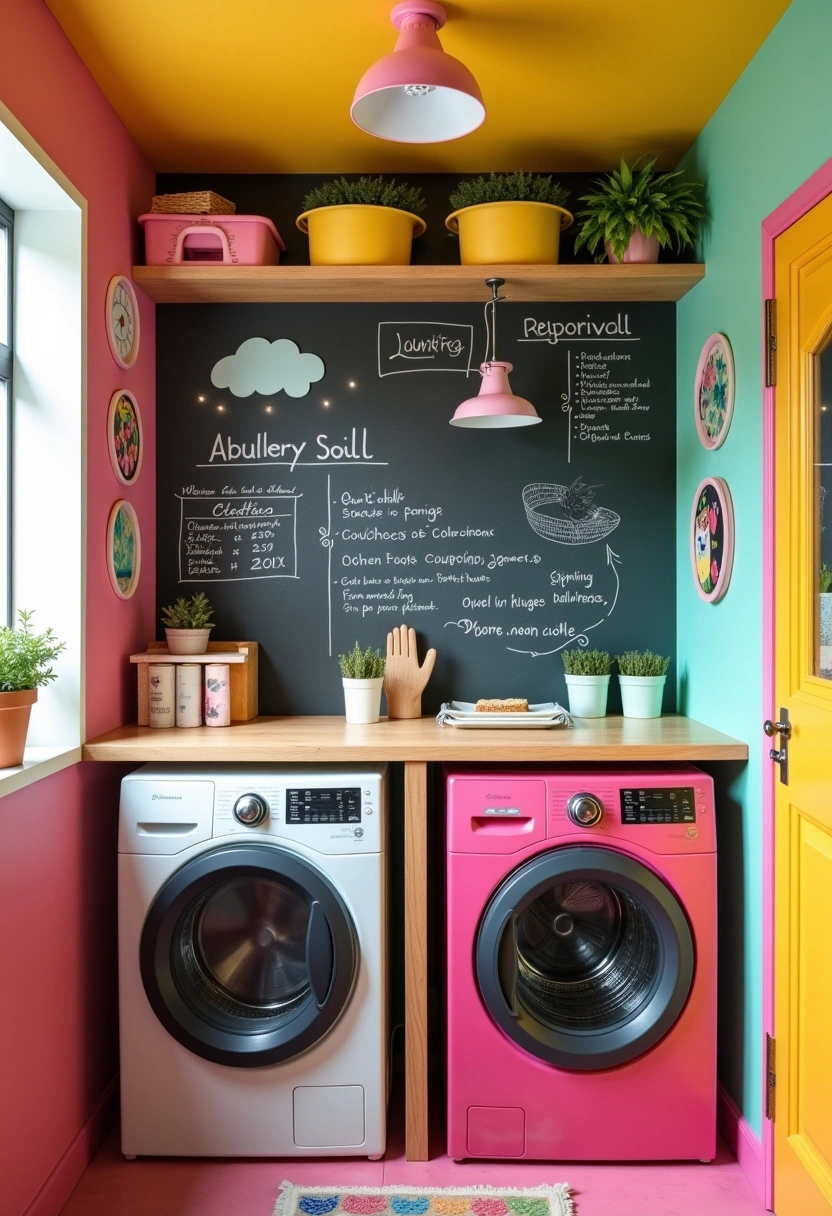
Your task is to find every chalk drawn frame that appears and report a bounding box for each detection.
[694,332,735,450]
[106,498,141,600]
[690,476,734,603]
[107,389,144,486]
[377,321,474,378]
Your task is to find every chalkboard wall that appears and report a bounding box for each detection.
[157,301,677,714]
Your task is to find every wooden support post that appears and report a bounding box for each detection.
[404,760,429,1162]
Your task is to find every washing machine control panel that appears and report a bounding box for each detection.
[620,786,696,825]
[286,787,362,826]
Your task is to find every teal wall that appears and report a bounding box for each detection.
[676,0,832,1138]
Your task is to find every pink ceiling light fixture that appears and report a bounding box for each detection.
[351,1,485,144]
[450,278,542,429]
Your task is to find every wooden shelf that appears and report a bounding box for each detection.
[132,262,705,304]
[83,713,746,763]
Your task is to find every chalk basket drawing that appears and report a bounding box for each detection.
[107,390,143,485]
[211,337,325,398]
[694,333,734,450]
[523,478,620,545]
[107,499,141,600]
[690,476,734,603]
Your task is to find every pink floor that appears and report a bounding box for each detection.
[59,1097,767,1216]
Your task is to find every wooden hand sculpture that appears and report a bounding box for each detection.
[384,625,437,719]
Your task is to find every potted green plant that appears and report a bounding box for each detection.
[161,592,215,655]
[446,171,572,265]
[616,650,671,718]
[296,176,427,266]
[338,642,386,724]
[0,610,65,767]
[573,157,704,264]
[561,649,612,718]
[820,563,832,656]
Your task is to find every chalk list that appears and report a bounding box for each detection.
[157,302,676,714]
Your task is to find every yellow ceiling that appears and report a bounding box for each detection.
[45,0,790,173]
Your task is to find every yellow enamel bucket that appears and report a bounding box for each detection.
[296,205,426,266]
[445,200,573,265]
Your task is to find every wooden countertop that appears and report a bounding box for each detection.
[82,714,747,763]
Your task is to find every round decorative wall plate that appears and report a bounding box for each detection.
[106,274,140,369]
[107,389,143,485]
[694,333,734,450]
[107,499,141,599]
[690,477,734,603]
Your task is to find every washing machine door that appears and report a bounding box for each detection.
[476,846,694,1070]
[140,843,357,1067]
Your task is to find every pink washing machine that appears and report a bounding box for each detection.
[446,767,717,1162]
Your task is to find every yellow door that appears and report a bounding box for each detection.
[773,192,832,1216]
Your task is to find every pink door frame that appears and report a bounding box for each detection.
[761,154,832,1212]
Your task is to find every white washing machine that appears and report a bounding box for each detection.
[118,764,388,1158]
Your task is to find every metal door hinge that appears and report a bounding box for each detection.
[765,299,777,387]
[764,707,791,785]
[766,1033,776,1121]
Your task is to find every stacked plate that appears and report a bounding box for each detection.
[436,701,573,729]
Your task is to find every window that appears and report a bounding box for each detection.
[0,196,10,625]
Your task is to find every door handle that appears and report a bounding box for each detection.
[764,707,791,785]
[496,910,519,1018]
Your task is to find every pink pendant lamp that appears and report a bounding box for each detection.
[351,2,485,144]
[451,279,542,429]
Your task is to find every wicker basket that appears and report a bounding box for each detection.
[151,191,236,216]
[522,482,621,545]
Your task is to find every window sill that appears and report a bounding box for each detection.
[0,744,82,800]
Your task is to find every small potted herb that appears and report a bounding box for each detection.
[561,649,612,718]
[820,563,832,655]
[616,650,671,718]
[161,592,215,655]
[446,171,572,265]
[338,642,386,724]
[573,157,704,264]
[296,176,427,266]
[0,610,65,767]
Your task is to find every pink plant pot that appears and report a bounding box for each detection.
[605,230,661,264]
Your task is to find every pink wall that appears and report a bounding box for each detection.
[0,3,156,1213]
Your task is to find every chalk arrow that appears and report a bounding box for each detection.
[606,544,622,616]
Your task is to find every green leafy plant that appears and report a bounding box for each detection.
[561,478,599,522]
[338,642,386,680]
[562,648,611,676]
[449,171,570,212]
[0,610,65,692]
[302,176,426,215]
[573,156,704,263]
[616,650,670,678]
[820,563,832,594]
[161,592,215,630]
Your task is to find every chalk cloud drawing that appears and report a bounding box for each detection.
[523,478,620,545]
[211,337,325,398]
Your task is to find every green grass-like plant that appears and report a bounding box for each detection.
[449,171,570,212]
[562,648,611,676]
[820,563,832,594]
[338,642,386,680]
[573,156,704,264]
[0,610,65,692]
[302,176,426,215]
[616,650,670,678]
[161,592,214,630]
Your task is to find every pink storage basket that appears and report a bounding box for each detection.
[139,214,285,266]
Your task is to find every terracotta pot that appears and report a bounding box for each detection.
[165,627,212,655]
[605,229,661,264]
[0,688,37,767]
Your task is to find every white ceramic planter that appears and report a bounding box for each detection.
[342,677,384,725]
[165,627,212,655]
[619,674,666,719]
[564,673,610,718]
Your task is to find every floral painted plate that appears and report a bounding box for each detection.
[694,333,734,450]
[690,476,734,603]
[108,389,143,485]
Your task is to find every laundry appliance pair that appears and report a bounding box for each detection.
[119,764,388,1159]
[445,766,717,1163]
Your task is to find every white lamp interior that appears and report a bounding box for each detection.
[351,86,485,142]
